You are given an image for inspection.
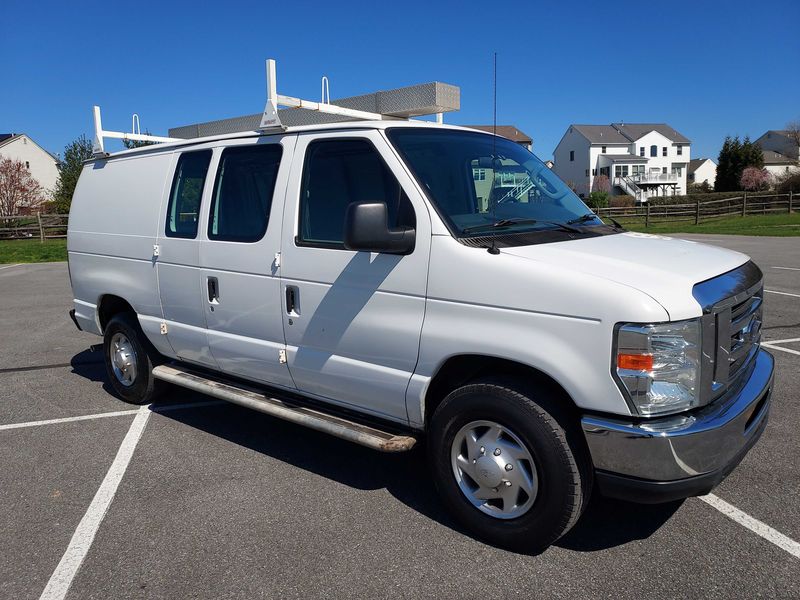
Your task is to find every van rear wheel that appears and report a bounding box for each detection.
[429,378,592,553]
[103,313,163,405]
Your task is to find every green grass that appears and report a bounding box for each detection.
[0,238,68,263]
[624,213,800,236]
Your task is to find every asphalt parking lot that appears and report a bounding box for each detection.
[1,233,798,599]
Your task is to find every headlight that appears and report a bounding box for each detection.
[614,319,701,417]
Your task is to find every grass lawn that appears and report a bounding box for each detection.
[623,212,800,236]
[0,238,68,264]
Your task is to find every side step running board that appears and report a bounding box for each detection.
[152,364,417,453]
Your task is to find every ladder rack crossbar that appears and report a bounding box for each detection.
[92,105,180,156]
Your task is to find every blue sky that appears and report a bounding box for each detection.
[1,0,798,161]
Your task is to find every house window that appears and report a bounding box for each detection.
[662,167,667,174]
[632,165,645,176]
[662,147,667,157]
[677,145,683,156]
[614,165,629,178]
[473,168,486,181]
[570,150,575,161]
[671,166,683,176]
[25,161,30,169]
[592,169,597,176]
[585,169,589,177]
[650,145,657,157]
[640,147,645,157]
[601,146,607,154]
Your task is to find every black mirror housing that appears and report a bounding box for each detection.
[343,202,415,255]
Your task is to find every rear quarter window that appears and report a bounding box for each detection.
[165,150,212,239]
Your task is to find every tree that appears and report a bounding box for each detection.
[786,120,800,166]
[592,174,610,194]
[52,135,93,213]
[0,158,45,216]
[786,120,800,150]
[715,135,764,192]
[740,167,770,191]
[741,136,764,170]
[122,131,156,150]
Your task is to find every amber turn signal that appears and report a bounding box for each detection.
[617,353,654,371]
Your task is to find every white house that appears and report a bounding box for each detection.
[552,123,691,202]
[754,130,799,179]
[688,158,717,187]
[0,134,60,198]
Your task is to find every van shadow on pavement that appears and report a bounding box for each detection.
[69,346,684,554]
[124,377,684,555]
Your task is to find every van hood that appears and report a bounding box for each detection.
[499,231,749,321]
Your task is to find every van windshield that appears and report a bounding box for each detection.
[387,128,604,237]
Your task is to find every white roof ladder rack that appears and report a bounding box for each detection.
[259,59,397,130]
[92,106,179,156]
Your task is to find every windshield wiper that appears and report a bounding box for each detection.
[461,218,539,233]
[566,213,599,225]
[462,218,582,234]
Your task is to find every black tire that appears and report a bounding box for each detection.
[103,312,163,405]
[429,378,592,553]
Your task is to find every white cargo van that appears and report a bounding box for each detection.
[68,84,773,552]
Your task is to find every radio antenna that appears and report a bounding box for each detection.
[492,51,497,155]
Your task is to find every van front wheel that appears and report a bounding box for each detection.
[429,379,592,553]
[103,313,162,405]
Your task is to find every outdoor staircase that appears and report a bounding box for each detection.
[498,177,535,203]
[615,176,643,202]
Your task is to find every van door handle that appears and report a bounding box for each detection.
[207,277,219,303]
[285,285,299,315]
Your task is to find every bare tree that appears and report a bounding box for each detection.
[0,158,45,216]
[786,120,800,164]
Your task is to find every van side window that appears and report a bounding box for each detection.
[166,150,212,238]
[298,139,415,248]
[208,144,283,243]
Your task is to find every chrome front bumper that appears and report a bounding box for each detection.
[582,349,774,502]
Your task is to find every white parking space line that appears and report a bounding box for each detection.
[39,406,151,600]
[772,266,800,271]
[762,343,800,357]
[0,400,227,432]
[765,290,800,299]
[763,337,800,345]
[0,409,140,432]
[699,494,800,559]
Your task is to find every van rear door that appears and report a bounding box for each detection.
[157,149,218,368]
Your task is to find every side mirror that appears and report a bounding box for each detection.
[343,202,415,255]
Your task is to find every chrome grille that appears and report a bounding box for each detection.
[727,290,762,380]
[693,261,764,405]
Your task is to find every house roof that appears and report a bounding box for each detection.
[762,149,797,165]
[599,153,648,162]
[570,125,630,144]
[0,133,19,147]
[567,123,691,145]
[688,158,715,173]
[0,133,60,163]
[611,123,691,144]
[463,125,532,144]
